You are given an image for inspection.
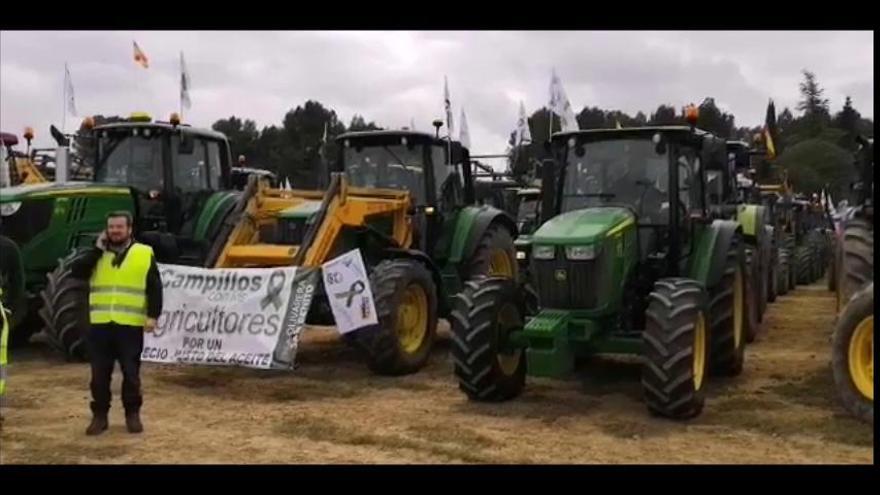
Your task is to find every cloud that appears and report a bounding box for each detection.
[1,30,872,154]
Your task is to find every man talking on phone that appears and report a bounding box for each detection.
[70,211,162,435]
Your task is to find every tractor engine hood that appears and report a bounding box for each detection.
[532,207,633,245]
[0,181,131,203]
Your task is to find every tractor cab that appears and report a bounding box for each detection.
[91,113,235,263]
[540,126,712,274]
[333,130,472,257]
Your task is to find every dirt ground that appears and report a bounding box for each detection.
[0,278,872,464]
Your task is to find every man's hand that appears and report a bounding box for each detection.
[144,318,157,333]
[96,231,108,251]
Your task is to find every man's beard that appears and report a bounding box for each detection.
[108,237,131,252]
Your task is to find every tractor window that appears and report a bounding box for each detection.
[172,136,209,192]
[562,138,667,224]
[430,145,452,198]
[96,132,164,191]
[205,141,223,189]
[343,144,425,204]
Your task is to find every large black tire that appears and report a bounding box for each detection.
[795,245,813,285]
[767,251,778,303]
[449,277,527,402]
[777,248,791,296]
[343,259,438,376]
[0,235,31,345]
[38,250,91,360]
[831,283,873,425]
[757,231,770,315]
[710,237,747,373]
[464,222,518,280]
[642,278,710,420]
[743,248,762,343]
[807,230,825,282]
[784,234,797,290]
[827,238,838,293]
[839,218,873,308]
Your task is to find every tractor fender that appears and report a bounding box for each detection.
[449,205,518,267]
[380,247,448,316]
[737,204,766,241]
[691,219,742,289]
[194,191,241,243]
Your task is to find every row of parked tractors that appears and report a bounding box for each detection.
[0,107,871,424]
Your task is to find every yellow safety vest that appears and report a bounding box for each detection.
[1,289,9,398]
[89,243,154,327]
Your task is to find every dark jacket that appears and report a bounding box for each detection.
[70,242,163,319]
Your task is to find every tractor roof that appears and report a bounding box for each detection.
[552,126,718,143]
[94,121,228,141]
[232,167,276,177]
[337,130,458,148]
[726,140,751,150]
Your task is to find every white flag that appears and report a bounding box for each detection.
[516,101,532,145]
[180,52,192,110]
[549,68,578,132]
[459,108,471,149]
[443,76,454,136]
[64,63,77,117]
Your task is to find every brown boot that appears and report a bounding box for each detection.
[125,411,143,434]
[86,413,108,436]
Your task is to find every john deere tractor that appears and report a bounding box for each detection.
[208,130,518,375]
[4,113,241,358]
[831,136,873,424]
[450,121,749,420]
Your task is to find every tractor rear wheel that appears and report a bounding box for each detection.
[38,251,91,361]
[710,238,748,373]
[795,245,813,285]
[742,248,761,343]
[449,276,526,402]
[831,282,874,424]
[838,218,873,309]
[344,259,438,376]
[777,248,791,296]
[828,239,838,293]
[767,251,778,303]
[465,223,518,280]
[643,278,710,419]
[785,234,797,290]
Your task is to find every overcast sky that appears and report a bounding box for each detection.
[1,31,873,160]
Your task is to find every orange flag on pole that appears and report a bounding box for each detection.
[133,41,149,69]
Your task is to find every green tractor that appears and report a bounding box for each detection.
[0,113,241,358]
[831,136,873,424]
[450,122,749,419]
[726,140,779,340]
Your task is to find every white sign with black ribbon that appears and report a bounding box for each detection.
[143,264,318,369]
[321,249,378,334]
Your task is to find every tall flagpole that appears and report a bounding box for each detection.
[62,63,68,134]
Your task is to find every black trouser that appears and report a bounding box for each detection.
[87,323,144,415]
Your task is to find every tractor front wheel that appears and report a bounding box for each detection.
[344,259,438,376]
[450,276,526,402]
[839,219,873,308]
[831,282,874,424]
[643,278,710,419]
[777,248,790,296]
[795,245,813,285]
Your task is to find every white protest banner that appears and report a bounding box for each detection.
[144,264,318,369]
[321,249,378,334]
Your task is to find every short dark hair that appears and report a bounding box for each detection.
[106,210,133,227]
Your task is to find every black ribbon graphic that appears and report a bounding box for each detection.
[261,271,286,310]
[335,280,366,308]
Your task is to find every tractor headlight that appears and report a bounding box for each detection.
[565,244,596,260]
[0,202,21,217]
[532,245,556,260]
[516,250,527,260]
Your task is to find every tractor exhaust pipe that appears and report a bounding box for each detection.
[55,146,69,183]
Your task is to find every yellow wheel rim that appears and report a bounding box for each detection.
[693,312,707,391]
[488,249,514,278]
[495,303,522,375]
[733,266,744,348]
[848,315,874,401]
[396,284,428,354]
